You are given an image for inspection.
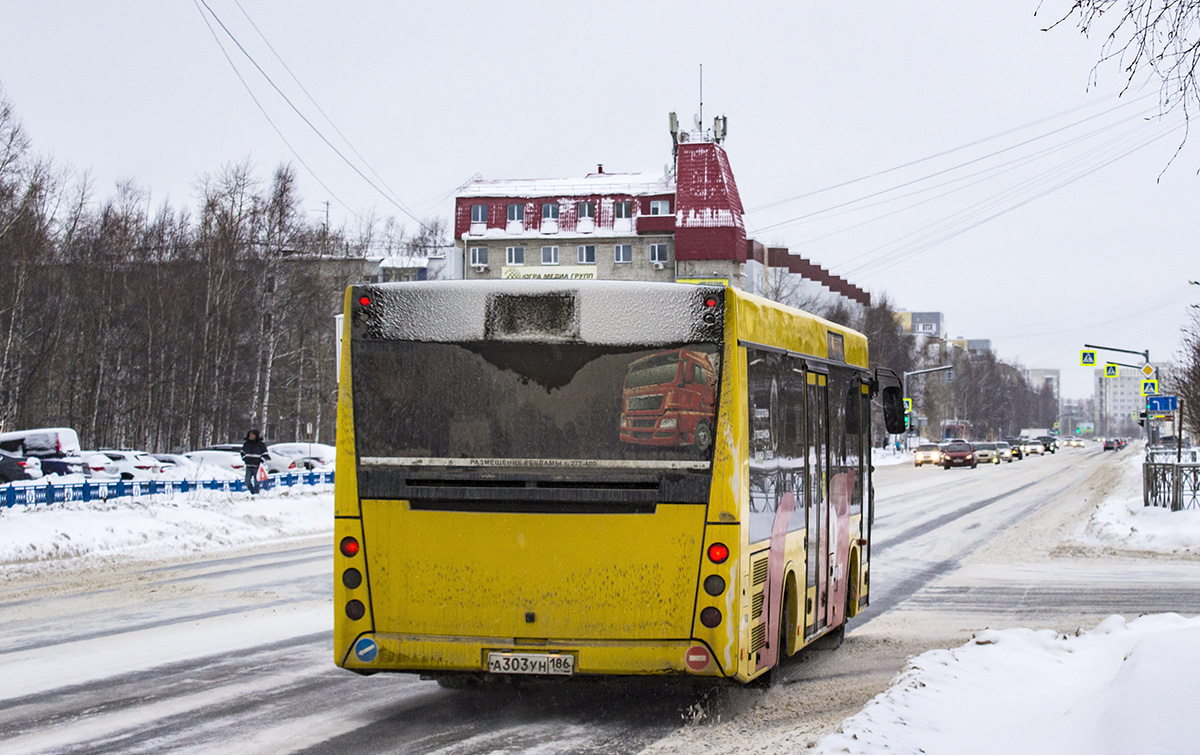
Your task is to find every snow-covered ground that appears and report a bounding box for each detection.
[1074,448,1200,555]
[816,613,1200,755]
[0,485,333,565]
[806,447,1200,755]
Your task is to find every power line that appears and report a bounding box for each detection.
[747,90,1158,216]
[191,0,365,224]
[229,0,414,216]
[197,0,437,235]
[751,92,1161,236]
[837,120,1182,280]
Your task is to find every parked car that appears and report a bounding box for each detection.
[0,427,85,475]
[942,441,977,469]
[80,451,120,479]
[97,450,164,480]
[268,443,335,471]
[995,441,1014,462]
[0,450,42,483]
[185,447,245,474]
[914,444,941,467]
[288,455,333,472]
[973,442,1001,465]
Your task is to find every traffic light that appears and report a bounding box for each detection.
[1075,427,1081,434]
[1137,411,1146,427]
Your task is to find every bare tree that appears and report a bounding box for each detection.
[1047,1,1200,125]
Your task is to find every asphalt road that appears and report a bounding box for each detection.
[3,444,1196,754]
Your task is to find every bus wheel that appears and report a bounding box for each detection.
[694,422,713,452]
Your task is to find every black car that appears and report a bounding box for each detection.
[1037,435,1058,454]
[0,450,42,483]
[1004,437,1025,460]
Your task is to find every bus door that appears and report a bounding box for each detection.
[804,369,828,640]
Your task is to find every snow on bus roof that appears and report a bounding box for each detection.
[355,280,723,346]
[458,172,674,198]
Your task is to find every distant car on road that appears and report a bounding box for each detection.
[995,441,1014,462]
[914,444,941,467]
[1037,436,1058,454]
[1024,439,1045,456]
[942,442,977,469]
[1003,437,1025,460]
[973,442,1001,465]
[0,450,42,483]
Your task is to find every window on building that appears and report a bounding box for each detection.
[577,201,595,219]
[541,246,558,265]
[614,200,632,219]
[649,243,668,263]
[649,200,671,216]
[542,203,559,220]
[507,204,524,222]
[578,245,595,264]
[614,244,632,264]
[470,246,488,266]
[506,246,525,265]
[471,204,487,223]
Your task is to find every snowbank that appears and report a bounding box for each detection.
[816,613,1200,755]
[873,448,914,467]
[0,485,333,565]
[1077,450,1200,555]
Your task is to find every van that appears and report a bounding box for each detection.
[0,427,84,475]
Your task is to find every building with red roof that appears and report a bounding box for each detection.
[450,116,868,312]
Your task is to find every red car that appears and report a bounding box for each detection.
[942,441,977,469]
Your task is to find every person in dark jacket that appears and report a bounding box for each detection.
[240,429,270,494]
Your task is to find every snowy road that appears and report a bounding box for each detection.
[4,445,1197,754]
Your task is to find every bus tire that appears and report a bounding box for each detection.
[694,422,713,452]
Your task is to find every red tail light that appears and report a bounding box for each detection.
[340,537,360,557]
[359,296,371,306]
[707,543,729,564]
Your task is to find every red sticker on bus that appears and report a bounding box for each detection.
[684,645,711,671]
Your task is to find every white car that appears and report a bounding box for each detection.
[97,450,164,480]
[81,451,120,479]
[268,443,336,472]
[185,448,245,475]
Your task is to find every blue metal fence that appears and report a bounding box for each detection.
[1,471,335,509]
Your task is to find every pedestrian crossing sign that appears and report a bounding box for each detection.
[1142,380,1158,396]
[903,398,912,412]
[1103,364,1118,378]
[1080,350,1096,366]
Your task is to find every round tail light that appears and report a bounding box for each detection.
[700,607,722,628]
[345,600,366,620]
[340,537,360,557]
[707,542,729,564]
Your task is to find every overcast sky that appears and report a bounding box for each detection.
[2,1,1197,400]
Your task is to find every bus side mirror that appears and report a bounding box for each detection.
[875,368,906,434]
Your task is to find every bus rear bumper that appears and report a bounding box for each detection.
[338,633,731,678]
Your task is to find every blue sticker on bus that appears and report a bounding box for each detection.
[353,637,378,663]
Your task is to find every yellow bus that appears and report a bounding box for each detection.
[334,280,904,685]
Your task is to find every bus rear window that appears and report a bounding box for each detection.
[353,341,721,464]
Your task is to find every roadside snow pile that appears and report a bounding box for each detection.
[1079,450,1200,554]
[817,613,1200,755]
[0,486,332,564]
[873,448,913,467]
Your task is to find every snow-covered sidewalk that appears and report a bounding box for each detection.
[816,614,1200,755]
[0,485,333,565]
[1076,449,1200,555]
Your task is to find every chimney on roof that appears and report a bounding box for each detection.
[597,164,604,174]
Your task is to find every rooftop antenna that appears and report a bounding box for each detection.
[699,63,703,135]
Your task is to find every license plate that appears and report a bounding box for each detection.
[486,652,575,676]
